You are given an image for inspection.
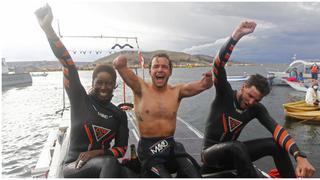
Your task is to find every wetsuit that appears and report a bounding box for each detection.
[138,136,201,177]
[202,37,300,177]
[46,36,130,177]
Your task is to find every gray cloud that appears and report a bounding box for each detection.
[2,2,320,63]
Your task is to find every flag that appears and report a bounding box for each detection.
[139,51,145,68]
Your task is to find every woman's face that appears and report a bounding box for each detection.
[93,72,115,101]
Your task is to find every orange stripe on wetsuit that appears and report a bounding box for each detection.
[58,58,67,66]
[278,130,289,146]
[49,39,75,68]
[115,147,126,156]
[66,58,75,66]
[273,124,281,140]
[111,148,119,157]
[285,139,295,152]
[54,41,63,48]
[100,133,127,157]
[273,124,296,153]
[63,68,69,76]
[63,78,70,88]
[84,124,94,151]
[212,56,221,83]
[229,44,234,51]
[222,113,228,134]
[212,37,237,85]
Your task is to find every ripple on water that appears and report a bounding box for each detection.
[16,166,32,178]
[4,165,24,174]
[2,159,18,167]
[16,134,30,141]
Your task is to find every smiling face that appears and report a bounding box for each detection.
[149,57,172,89]
[238,84,263,109]
[93,72,115,101]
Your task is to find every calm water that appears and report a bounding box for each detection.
[2,65,320,177]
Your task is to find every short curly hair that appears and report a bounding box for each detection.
[148,53,172,70]
[92,64,117,86]
[245,74,270,97]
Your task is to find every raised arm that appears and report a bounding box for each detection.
[231,20,256,41]
[212,21,256,93]
[113,55,143,96]
[35,4,84,98]
[179,71,213,99]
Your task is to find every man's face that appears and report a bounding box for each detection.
[149,57,172,88]
[238,84,263,109]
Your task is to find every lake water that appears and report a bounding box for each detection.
[2,65,320,177]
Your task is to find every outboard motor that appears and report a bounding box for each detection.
[267,73,275,86]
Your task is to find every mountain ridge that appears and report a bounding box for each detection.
[4,50,251,72]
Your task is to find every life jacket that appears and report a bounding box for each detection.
[311,65,318,73]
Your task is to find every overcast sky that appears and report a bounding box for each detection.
[1,0,320,63]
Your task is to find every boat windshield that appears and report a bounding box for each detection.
[286,61,305,73]
[286,60,320,74]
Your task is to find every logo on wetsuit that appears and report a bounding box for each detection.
[92,125,111,141]
[92,105,113,120]
[149,140,169,155]
[97,111,113,120]
[228,116,242,132]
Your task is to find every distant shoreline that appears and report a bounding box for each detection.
[6,60,290,73]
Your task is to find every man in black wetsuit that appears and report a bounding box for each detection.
[35,4,134,177]
[202,21,316,178]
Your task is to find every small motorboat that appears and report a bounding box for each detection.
[283,79,308,92]
[31,72,48,77]
[267,55,320,82]
[227,75,249,82]
[283,100,320,122]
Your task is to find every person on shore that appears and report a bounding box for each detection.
[113,53,213,177]
[305,80,320,106]
[35,4,134,177]
[201,20,315,178]
[311,63,319,80]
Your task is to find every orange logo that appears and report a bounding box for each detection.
[228,117,243,132]
[92,125,111,141]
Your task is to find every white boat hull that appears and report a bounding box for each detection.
[227,75,249,82]
[2,73,32,87]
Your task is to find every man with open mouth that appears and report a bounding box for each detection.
[114,52,213,177]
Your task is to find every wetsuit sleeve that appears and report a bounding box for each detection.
[104,111,129,158]
[212,37,238,95]
[255,104,300,157]
[46,37,86,100]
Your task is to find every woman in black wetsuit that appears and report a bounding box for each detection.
[35,4,132,178]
